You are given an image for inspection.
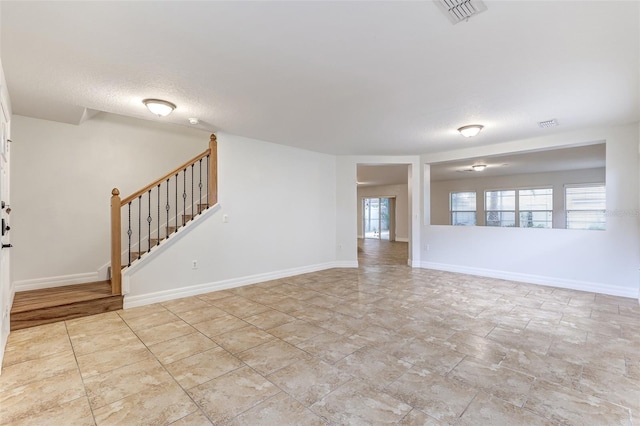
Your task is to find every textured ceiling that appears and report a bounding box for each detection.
[1,1,638,155]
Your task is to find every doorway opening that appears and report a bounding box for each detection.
[363,197,395,240]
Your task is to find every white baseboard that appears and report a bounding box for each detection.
[421,261,639,299]
[396,237,409,242]
[14,272,100,292]
[123,261,357,309]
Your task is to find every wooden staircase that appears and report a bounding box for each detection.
[9,135,218,331]
[10,281,123,331]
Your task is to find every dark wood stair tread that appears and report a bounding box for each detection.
[10,281,123,331]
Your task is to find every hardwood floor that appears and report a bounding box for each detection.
[10,281,123,331]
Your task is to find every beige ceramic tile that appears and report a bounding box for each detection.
[117,303,168,320]
[4,396,94,426]
[501,349,582,390]
[209,295,271,318]
[93,381,197,425]
[386,367,477,424]
[268,320,325,345]
[486,326,554,355]
[398,409,445,425]
[134,320,196,346]
[176,305,229,325]
[236,339,311,376]
[580,365,640,412]
[66,312,129,337]
[187,366,279,424]
[0,369,86,424]
[83,357,175,409]
[443,332,509,365]
[148,332,217,365]
[267,357,352,406]
[76,340,153,379]
[210,325,275,354]
[457,392,552,426]
[69,326,140,356]
[524,379,631,425]
[295,331,362,364]
[165,346,244,389]
[311,379,412,425]
[0,351,77,393]
[335,346,411,388]
[448,357,534,407]
[122,309,181,331]
[196,289,237,303]
[169,409,213,425]
[192,314,249,338]
[162,296,212,314]
[391,338,466,376]
[243,309,296,330]
[2,324,72,367]
[228,392,326,426]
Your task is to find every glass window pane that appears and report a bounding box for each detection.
[519,188,553,210]
[485,190,515,211]
[566,185,605,210]
[451,192,476,211]
[452,212,476,226]
[567,211,606,230]
[520,211,552,228]
[486,211,515,227]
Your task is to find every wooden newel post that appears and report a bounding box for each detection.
[209,134,218,206]
[110,188,122,295]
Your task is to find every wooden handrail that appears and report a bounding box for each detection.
[121,149,210,205]
[110,134,218,295]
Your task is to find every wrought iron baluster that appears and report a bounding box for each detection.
[182,169,187,226]
[138,196,142,261]
[198,159,203,215]
[127,202,132,267]
[175,173,178,233]
[166,178,170,239]
[156,184,160,246]
[206,154,210,208]
[147,189,152,253]
[191,164,194,220]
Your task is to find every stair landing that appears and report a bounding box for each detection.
[10,281,123,331]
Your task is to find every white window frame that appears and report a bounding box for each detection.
[450,191,477,226]
[485,187,553,228]
[564,183,606,230]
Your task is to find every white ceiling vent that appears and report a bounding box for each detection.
[538,119,559,128]
[436,0,487,25]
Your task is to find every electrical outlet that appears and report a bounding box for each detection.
[192,260,198,269]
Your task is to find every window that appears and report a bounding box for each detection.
[565,184,605,230]
[485,188,553,228]
[450,191,476,226]
[485,190,515,227]
[519,188,553,228]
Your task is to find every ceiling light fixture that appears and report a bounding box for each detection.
[142,99,176,117]
[188,118,199,125]
[472,164,487,171]
[458,124,484,137]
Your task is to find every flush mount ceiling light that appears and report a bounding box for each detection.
[472,164,487,171]
[142,99,176,117]
[458,124,484,138]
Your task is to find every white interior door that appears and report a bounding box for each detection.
[0,99,11,341]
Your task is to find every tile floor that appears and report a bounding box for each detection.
[1,240,639,425]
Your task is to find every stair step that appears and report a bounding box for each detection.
[166,226,178,234]
[10,281,123,330]
[149,238,164,246]
[197,203,209,213]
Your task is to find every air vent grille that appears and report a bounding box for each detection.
[436,0,487,24]
[538,119,559,128]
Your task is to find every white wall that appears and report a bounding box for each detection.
[357,184,409,241]
[336,156,421,267]
[422,125,640,298]
[123,132,337,306]
[10,113,210,288]
[431,167,606,228]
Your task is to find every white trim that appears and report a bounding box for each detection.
[13,272,100,292]
[421,261,639,299]
[396,237,409,242]
[123,261,357,309]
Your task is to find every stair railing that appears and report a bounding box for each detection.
[110,134,218,295]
